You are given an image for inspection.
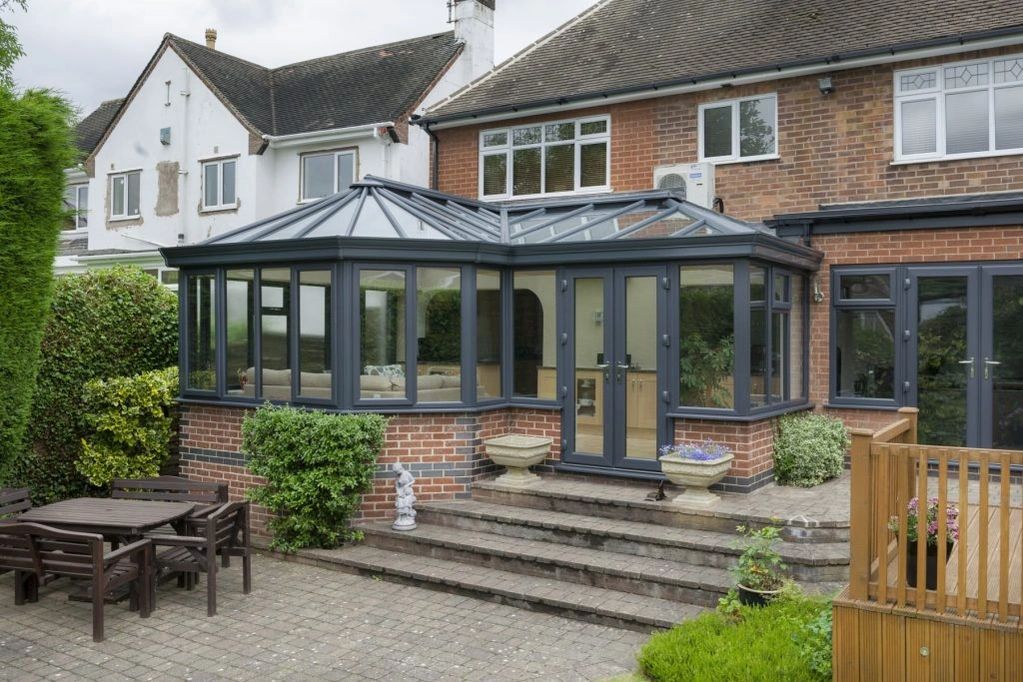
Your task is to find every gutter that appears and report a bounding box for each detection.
[416,28,1023,129]
[416,117,441,190]
[261,122,395,149]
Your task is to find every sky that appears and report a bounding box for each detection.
[8,0,598,118]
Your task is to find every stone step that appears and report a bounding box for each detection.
[417,500,850,582]
[291,545,704,631]
[358,521,734,605]
[472,477,850,543]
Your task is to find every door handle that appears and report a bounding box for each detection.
[958,357,975,378]
[615,363,629,383]
[984,357,1001,380]
[595,362,610,382]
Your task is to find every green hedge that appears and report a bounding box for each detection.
[11,267,178,502]
[76,367,178,489]
[773,413,850,487]
[0,85,76,480]
[242,405,386,553]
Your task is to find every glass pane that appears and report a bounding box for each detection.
[338,153,355,191]
[302,154,334,200]
[513,126,542,145]
[995,85,1023,150]
[482,153,507,196]
[204,163,219,207]
[900,71,936,92]
[417,268,462,403]
[513,270,556,399]
[186,274,216,391]
[579,142,607,188]
[840,273,890,300]
[545,122,574,141]
[917,277,969,446]
[771,311,788,402]
[226,269,254,396]
[112,176,125,216]
[350,194,398,238]
[679,265,734,408]
[77,186,88,227]
[544,144,575,193]
[360,270,407,399]
[476,269,502,399]
[750,265,767,302]
[790,277,806,400]
[945,90,990,155]
[739,96,776,157]
[161,269,179,285]
[625,276,658,460]
[512,148,541,196]
[749,307,767,408]
[835,309,895,399]
[126,172,140,216]
[773,273,789,302]
[482,131,507,147]
[574,277,604,456]
[703,105,732,158]
[900,99,937,156]
[995,58,1023,84]
[580,119,607,136]
[222,161,236,204]
[944,62,988,89]
[299,270,332,399]
[991,275,1023,449]
[260,268,291,401]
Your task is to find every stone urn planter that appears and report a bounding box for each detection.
[658,442,734,507]
[484,434,553,487]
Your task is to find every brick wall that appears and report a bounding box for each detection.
[674,416,787,492]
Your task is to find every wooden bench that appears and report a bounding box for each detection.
[0,522,151,642]
[0,488,31,519]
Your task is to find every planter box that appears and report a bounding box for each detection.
[658,452,735,507]
[484,434,553,487]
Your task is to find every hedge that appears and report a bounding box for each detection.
[11,267,178,502]
[243,405,386,553]
[773,413,850,487]
[0,84,76,480]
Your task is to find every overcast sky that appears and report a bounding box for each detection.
[8,0,597,118]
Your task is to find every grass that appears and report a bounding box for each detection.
[636,594,831,682]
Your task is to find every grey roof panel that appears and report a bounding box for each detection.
[75,98,124,155]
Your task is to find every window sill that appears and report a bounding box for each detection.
[701,154,780,166]
[108,215,142,223]
[824,401,901,411]
[891,149,1023,166]
[480,186,613,202]
[200,204,239,215]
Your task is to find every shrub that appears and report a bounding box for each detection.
[731,524,787,592]
[0,84,76,480]
[242,404,386,553]
[638,592,831,682]
[75,367,178,488]
[11,267,178,502]
[773,413,849,487]
[794,603,833,680]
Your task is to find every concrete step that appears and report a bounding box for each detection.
[358,521,735,605]
[290,545,704,631]
[418,499,850,582]
[472,477,850,543]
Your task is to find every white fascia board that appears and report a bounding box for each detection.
[263,122,394,149]
[77,250,164,266]
[428,34,1023,130]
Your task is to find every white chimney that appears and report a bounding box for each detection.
[451,0,495,81]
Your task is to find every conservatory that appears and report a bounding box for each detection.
[162,177,820,480]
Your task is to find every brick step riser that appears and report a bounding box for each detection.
[361,529,725,606]
[471,488,850,543]
[416,510,849,583]
[275,550,672,632]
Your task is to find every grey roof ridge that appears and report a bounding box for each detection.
[268,30,456,74]
[267,68,278,134]
[426,0,614,117]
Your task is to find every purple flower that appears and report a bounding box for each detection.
[660,439,732,462]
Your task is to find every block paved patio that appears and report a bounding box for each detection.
[0,553,646,681]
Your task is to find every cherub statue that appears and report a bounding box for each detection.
[392,461,417,531]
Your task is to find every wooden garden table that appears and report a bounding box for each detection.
[20,497,196,540]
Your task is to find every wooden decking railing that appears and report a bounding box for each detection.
[848,407,1022,626]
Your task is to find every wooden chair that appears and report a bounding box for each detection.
[112,475,228,514]
[151,501,252,616]
[0,522,151,642]
[0,488,31,519]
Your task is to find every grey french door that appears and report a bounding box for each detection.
[561,266,667,472]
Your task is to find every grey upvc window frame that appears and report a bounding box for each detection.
[353,263,416,408]
[180,269,222,398]
[747,263,809,416]
[292,264,338,407]
[509,267,560,407]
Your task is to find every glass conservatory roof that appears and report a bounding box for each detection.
[204,176,775,246]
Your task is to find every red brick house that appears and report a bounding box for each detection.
[163,0,1023,524]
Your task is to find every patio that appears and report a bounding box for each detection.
[0,552,646,681]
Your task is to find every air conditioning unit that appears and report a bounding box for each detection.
[653,163,715,209]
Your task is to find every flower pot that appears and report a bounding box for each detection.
[736,583,783,607]
[484,434,553,487]
[905,541,955,591]
[658,452,734,507]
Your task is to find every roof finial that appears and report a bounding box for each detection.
[205,28,217,50]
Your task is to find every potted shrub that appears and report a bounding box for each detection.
[658,440,734,507]
[731,525,788,606]
[888,496,959,590]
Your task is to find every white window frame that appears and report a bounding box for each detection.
[697,93,779,164]
[299,149,358,203]
[478,115,611,200]
[893,53,1023,163]
[66,183,88,231]
[200,157,238,211]
[108,169,141,221]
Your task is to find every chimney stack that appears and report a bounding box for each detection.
[205,28,217,50]
[451,0,495,82]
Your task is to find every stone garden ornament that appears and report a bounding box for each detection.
[392,462,417,531]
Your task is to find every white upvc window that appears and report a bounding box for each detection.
[894,55,1023,162]
[64,183,88,230]
[201,158,237,210]
[300,149,357,202]
[479,115,611,200]
[698,93,778,164]
[109,170,141,220]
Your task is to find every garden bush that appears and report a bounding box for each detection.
[773,413,849,487]
[638,591,831,682]
[75,367,178,488]
[242,404,386,553]
[10,267,178,502]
